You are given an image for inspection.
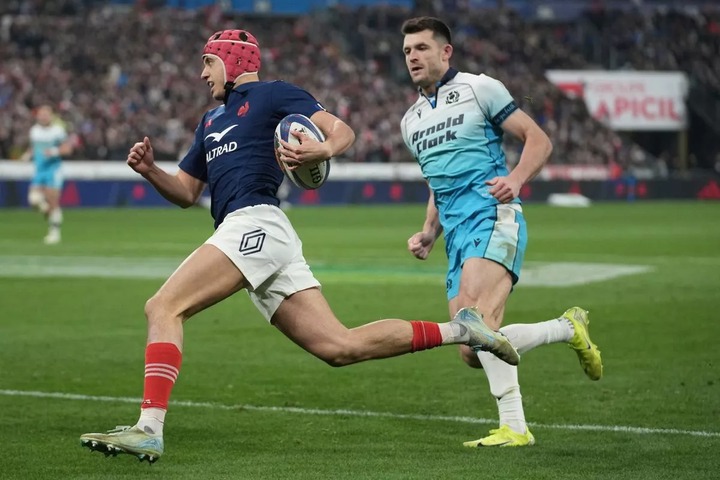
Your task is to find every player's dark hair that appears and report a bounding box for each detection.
[401,17,452,45]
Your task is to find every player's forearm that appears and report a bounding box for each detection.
[45,145,71,157]
[141,165,196,208]
[423,193,443,238]
[324,120,355,158]
[58,142,74,157]
[510,131,553,185]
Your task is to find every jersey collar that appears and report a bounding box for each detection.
[225,81,261,103]
[436,67,459,89]
[419,67,459,107]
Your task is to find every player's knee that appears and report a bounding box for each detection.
[314,350,348,367]
[317,348,354,368]
[321,355,349,368]
[144,295,163,323]
[313,338,360,367]
[28,189,44,207]
[144,293,188,324]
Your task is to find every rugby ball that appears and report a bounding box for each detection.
[274,114,330,190]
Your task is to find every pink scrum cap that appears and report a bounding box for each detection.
[202,29,261,84]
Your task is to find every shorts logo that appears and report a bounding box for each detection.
[473,238,482,247]
[239,229,266,255]
[446,278,453,292]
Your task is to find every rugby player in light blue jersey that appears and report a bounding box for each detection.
[20,105,74,244]
[400,17,603,447]
[80,27,520,464]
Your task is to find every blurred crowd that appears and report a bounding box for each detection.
[585,7,720,91]
[341,5,635,167]
[0,1,714,173]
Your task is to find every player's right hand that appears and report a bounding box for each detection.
[127,136,155,174]
[276,132,332,170]
[408,231,435,260]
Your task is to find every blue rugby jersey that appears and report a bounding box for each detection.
[400,68,520,232]
[179,81,324,228]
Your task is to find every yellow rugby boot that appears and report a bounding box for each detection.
[563,307,603,381]
[463,425,535,447]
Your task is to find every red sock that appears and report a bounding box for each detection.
[410,321,443,352]
[142,342,182,410]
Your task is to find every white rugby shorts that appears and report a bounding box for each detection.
[205,204,320,321]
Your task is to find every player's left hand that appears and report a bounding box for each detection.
[486,176,521,203]
[276,131,332,171]
[407,231,435,260]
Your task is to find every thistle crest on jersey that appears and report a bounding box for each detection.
[203,29,261,83]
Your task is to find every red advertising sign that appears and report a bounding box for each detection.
[546,70,689,131]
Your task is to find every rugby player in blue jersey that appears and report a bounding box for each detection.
[80,28,521,463]
[400,17,603,447]
[20,105,74,244]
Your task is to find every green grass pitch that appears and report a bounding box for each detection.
[0,201,719,479]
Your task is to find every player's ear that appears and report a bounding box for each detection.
[443,43,453,62]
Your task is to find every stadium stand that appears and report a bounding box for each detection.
[0,0,717,174]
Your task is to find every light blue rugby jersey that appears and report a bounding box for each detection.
[400,68,519,231]
[29,123,67,168]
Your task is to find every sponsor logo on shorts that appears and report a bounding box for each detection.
[239,229,266,255]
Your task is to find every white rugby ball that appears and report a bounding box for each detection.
[274,113,330,190]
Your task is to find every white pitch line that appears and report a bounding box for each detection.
[1,389,717,438]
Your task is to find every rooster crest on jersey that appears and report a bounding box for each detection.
[274,114,330,190]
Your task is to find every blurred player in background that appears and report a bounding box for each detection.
[80,28,519,464]
[20,105,74,244]
[400,17,603,447]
